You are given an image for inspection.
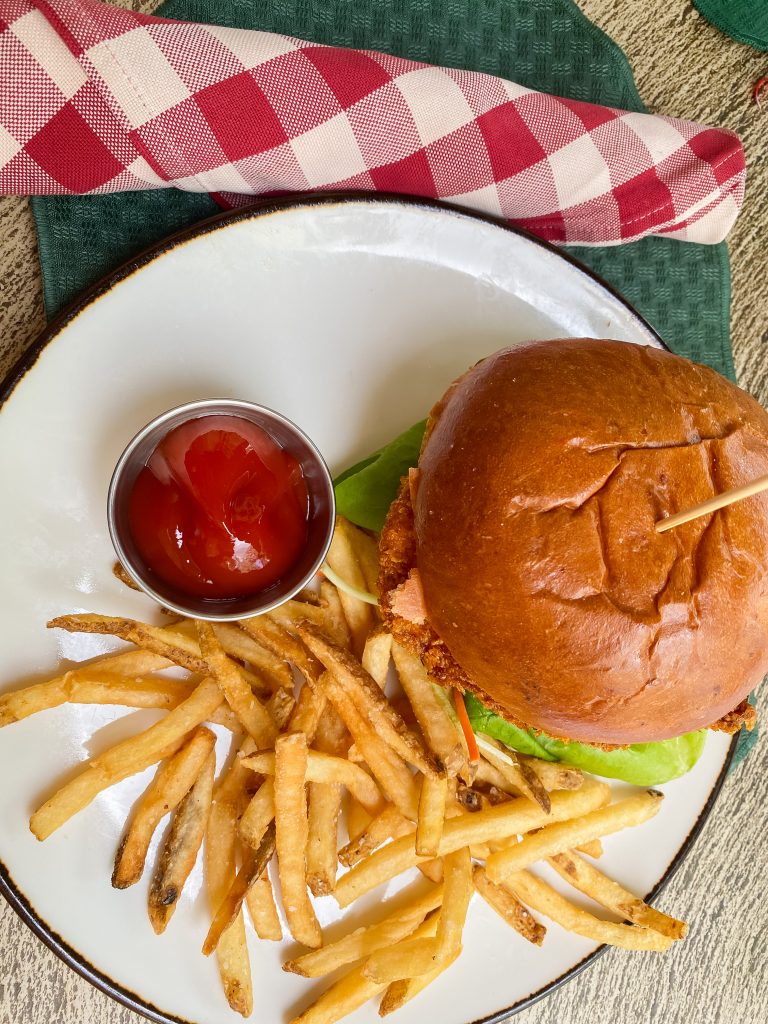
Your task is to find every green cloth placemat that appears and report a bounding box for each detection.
[694,0,768,51]
[31,0,752,764]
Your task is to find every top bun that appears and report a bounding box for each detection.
[413,339,768,743]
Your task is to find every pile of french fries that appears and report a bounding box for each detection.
[0,517,687,1021]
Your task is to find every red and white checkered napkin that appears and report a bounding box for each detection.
[0,0,746,245]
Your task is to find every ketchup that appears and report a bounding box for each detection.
[127,415,310,599]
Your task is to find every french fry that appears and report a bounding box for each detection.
[274,732,322,947]
[197,620,277,745]
[240,615,323,686]
[267,687,296,732]
[476,738,550,813]
[548,851,687,939]
[344,795,372,843]
[517,755,584,792]
[319,580,352,648]
[242,750,381,813]
[238,777,275,850]
[299,624,440,777]
[307,782,343,896]
[347,522,380,595]
[416,774,448,857]
[505,869,674,951]
[113,726,216,888]
[212,622,295,692]
[576,839,603,859]
[48,614,266,694]
[113,560,141,590]
[307,704,349,895]
[287,679,327,742]
[326,518,377,656]
[472,865,546,945]
[486,790,663,881]
[473,758,516,795]
[30,677,224,840]
[245,864,283,941]
[391,643,466,777]
[364,847,471,984]
[267,599,327,629]
[0,649,171,727]
[324,675,420,820]
[205,756,253,1016]
[289,915,438,1024]
[361,629,392,690]
[339,804,412,867]
[148,750,215,933]
[202,822,276,955]
[334,780,610,907]
[378,945,460,1016]
[284,883,443,977]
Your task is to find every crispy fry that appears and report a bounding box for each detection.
[548,851,687,939]
[307,704,349,895]
[267,599,327,629]
[47,614,267,693]
[113,560,142,590]
[212,622,294,692]
[324,676,419,820]
[307,782,343,896]
[284,884,443,977]
[347,522,380,595]
[364,848,471,983]
[299,624,440,777]
[0,649,170,727]
[517,755,584,792]
[242,750,381,813]
[472,865,546,945]
[339,804,412,867]
[245,863,282,941]
[476,738,550,813]
[326,518,378,656]
[334,780,611,907]
[202,822,276,955]
[345,795,372,842]
[486,790,663,880]
[274,732,322,947]
[506,869,674,951]
[473,758,516,795]
[319,580,352,649]
[267,686,297,730]
[239,777,276,850]
[378,944,460,1016]
[361,629,392,690]
[391,643,466,777]
[416,774,447,857]
[197,620,277,745]
[240,615,323,686]
[289,915,437,1024]
[285,678,325,741]
[30,677,223,840]
[113,726,216,888]
[204,755,253,1016]
[149,750,215,933]
[576,839,603,859]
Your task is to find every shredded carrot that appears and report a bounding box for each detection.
[454,688,479,763]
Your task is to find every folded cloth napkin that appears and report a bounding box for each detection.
[0,0,746,245]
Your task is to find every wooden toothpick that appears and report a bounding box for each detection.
[655,473,768,533]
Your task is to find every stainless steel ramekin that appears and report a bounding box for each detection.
[107,399,335,620]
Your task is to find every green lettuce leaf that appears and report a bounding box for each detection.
[334,420,426,531]
[465,693,706,785]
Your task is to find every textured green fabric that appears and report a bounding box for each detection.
[694,0,768,51]
[31,0,751,764]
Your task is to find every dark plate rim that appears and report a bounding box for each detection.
[0,191,738,1024]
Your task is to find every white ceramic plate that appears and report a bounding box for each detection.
[0,196,735,1024]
